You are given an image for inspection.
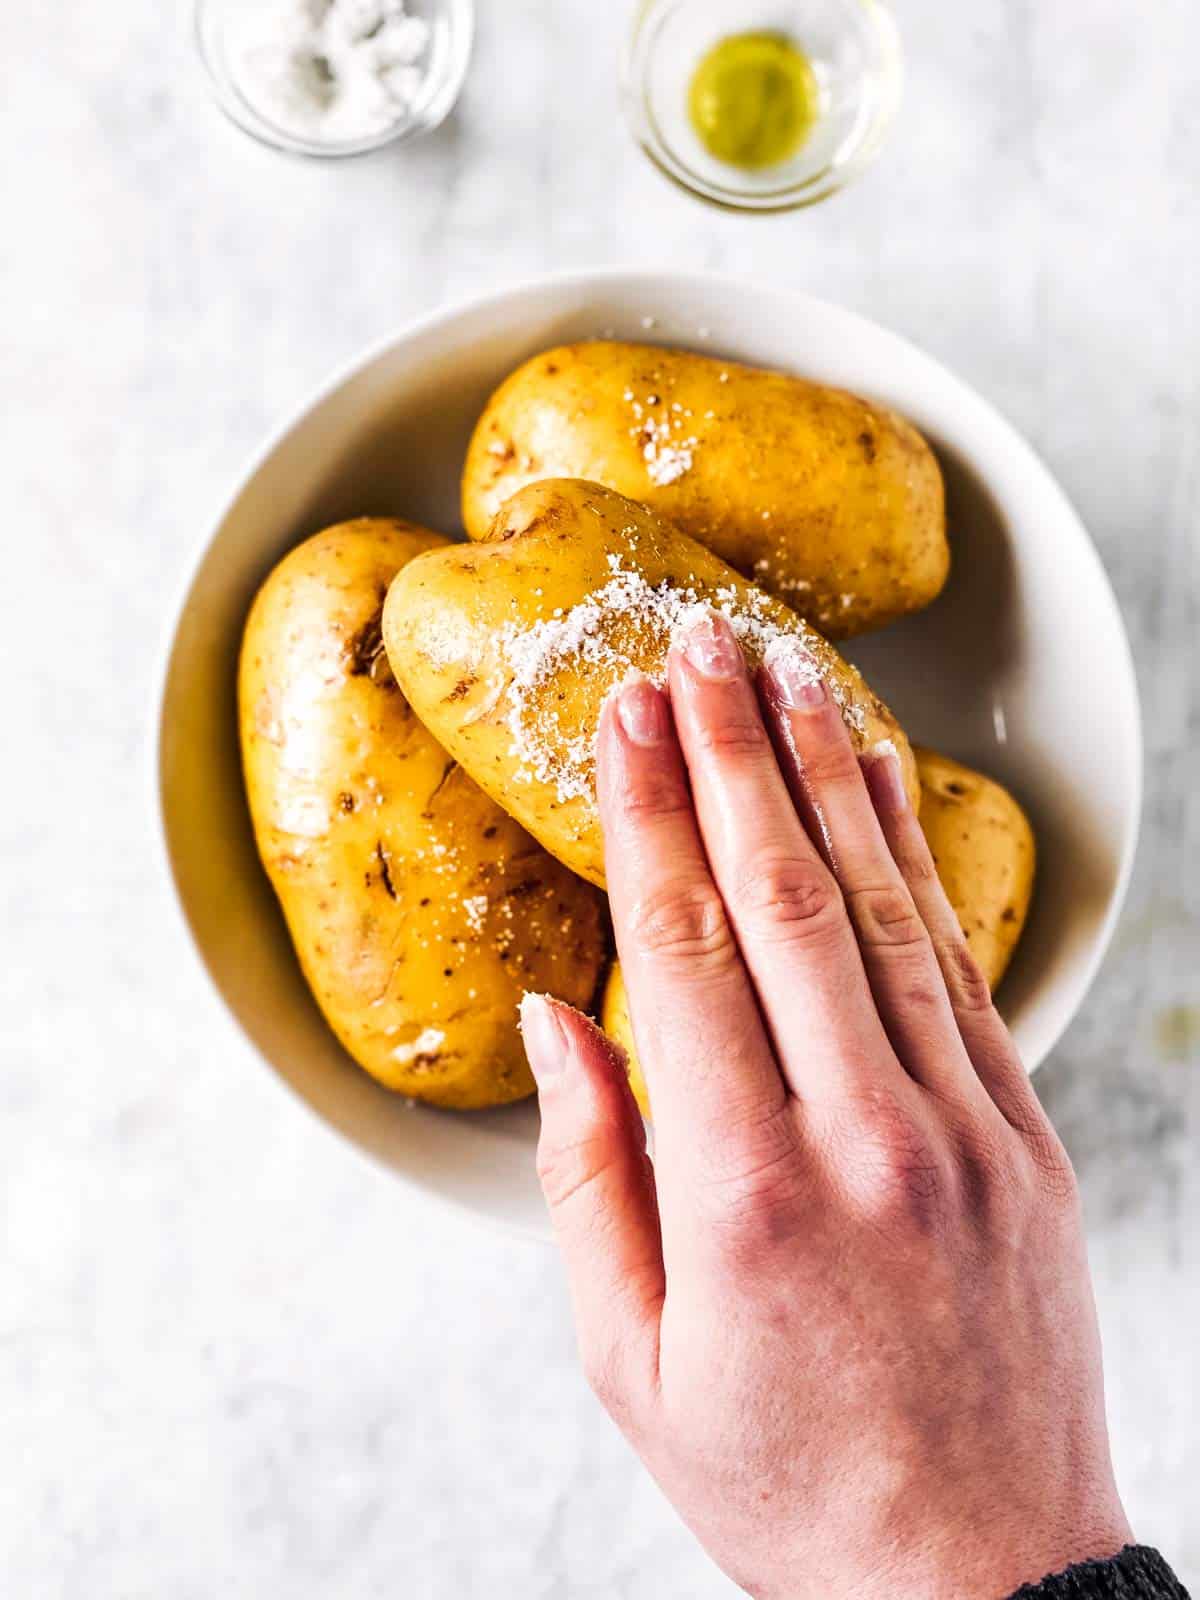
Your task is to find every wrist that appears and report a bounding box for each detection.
[1007,1546,1188,1599]
[775,1492,1130,1600]
[874,1514,1137,1600]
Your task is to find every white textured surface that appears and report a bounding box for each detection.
[3,2,1198,1595]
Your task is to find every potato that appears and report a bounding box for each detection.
[915,747,1035,992]
[461,341,948,639]
[600,961,649,1118]
[603,747,1036,1118]
[239,517,606,1110]
[384,480,918,889]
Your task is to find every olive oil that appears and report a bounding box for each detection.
[688,31,819,170]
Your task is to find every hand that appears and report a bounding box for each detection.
[520,610,1131,1600]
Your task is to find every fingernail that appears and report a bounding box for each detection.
[863,741,909,813]
[765,638,827,709]
[681,610,743,682]
[519,992,569,1082]
[615,674,669,747]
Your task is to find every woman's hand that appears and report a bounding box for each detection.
[520,610,1131,1600]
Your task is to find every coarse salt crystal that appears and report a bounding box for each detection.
[644,440,694,486]
[492,564,867,805]
[631,400,699,487]
[229,0,431,145]
[391,1026,445,1064]
[462,895,488,933]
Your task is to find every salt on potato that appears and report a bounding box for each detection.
[461,341,949,640]
[384,479,918,889]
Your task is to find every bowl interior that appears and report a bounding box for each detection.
[158,272,1141,1239]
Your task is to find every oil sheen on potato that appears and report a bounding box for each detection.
[688,32,819,169]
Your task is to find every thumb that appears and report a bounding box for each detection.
[520,993,664,1421]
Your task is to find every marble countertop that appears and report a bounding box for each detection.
[3,1,1197,1594]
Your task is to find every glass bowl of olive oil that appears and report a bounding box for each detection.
[623,0,902,212]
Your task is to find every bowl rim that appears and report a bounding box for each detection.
[153,266,1144,1233]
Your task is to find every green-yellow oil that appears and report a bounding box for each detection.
[687,31,819,170]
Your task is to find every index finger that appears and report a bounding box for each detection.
[596,676,789,1175]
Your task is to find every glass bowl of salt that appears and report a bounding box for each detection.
[196,0,473,157]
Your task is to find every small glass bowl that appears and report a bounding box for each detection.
[195,0,474,159]
[623,0,902,212]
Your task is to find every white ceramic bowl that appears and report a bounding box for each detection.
[157,270,1142,1239]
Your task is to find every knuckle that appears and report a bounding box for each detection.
[894,826,939,886]
[625,879,736,970]
[904,852,939,890]
[948,1114,1024,1208]
[616,769,692,824]
[797,733,861,789]
[1024,1126,1079,1206]
[700,1108,809,1249]
[693,710,768,762]
[536,1130,621,1215]
[945,1106,1078,1220]
[868,1150,947,1230]
[939,938,995,1015]
[730,852,843,941]
[846,883,928,952]
[895,979,950,1017]
[827,1090,949,1232]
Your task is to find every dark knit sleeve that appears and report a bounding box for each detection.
[1008,1546,1190,1600]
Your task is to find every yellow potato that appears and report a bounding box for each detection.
[600,961,648,1118]
[604,748,1036,1118]
[384,479,918,888]
[461,341,948,639]
[239,517,606,1110]
[915,747,1035,992]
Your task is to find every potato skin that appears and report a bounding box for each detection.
[384,480,918,888]
[915,747,1035,992]
[239,517,606,1110]
[603,748,1036,1117]
[600,962,649,1119]
[461,341,948,639]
